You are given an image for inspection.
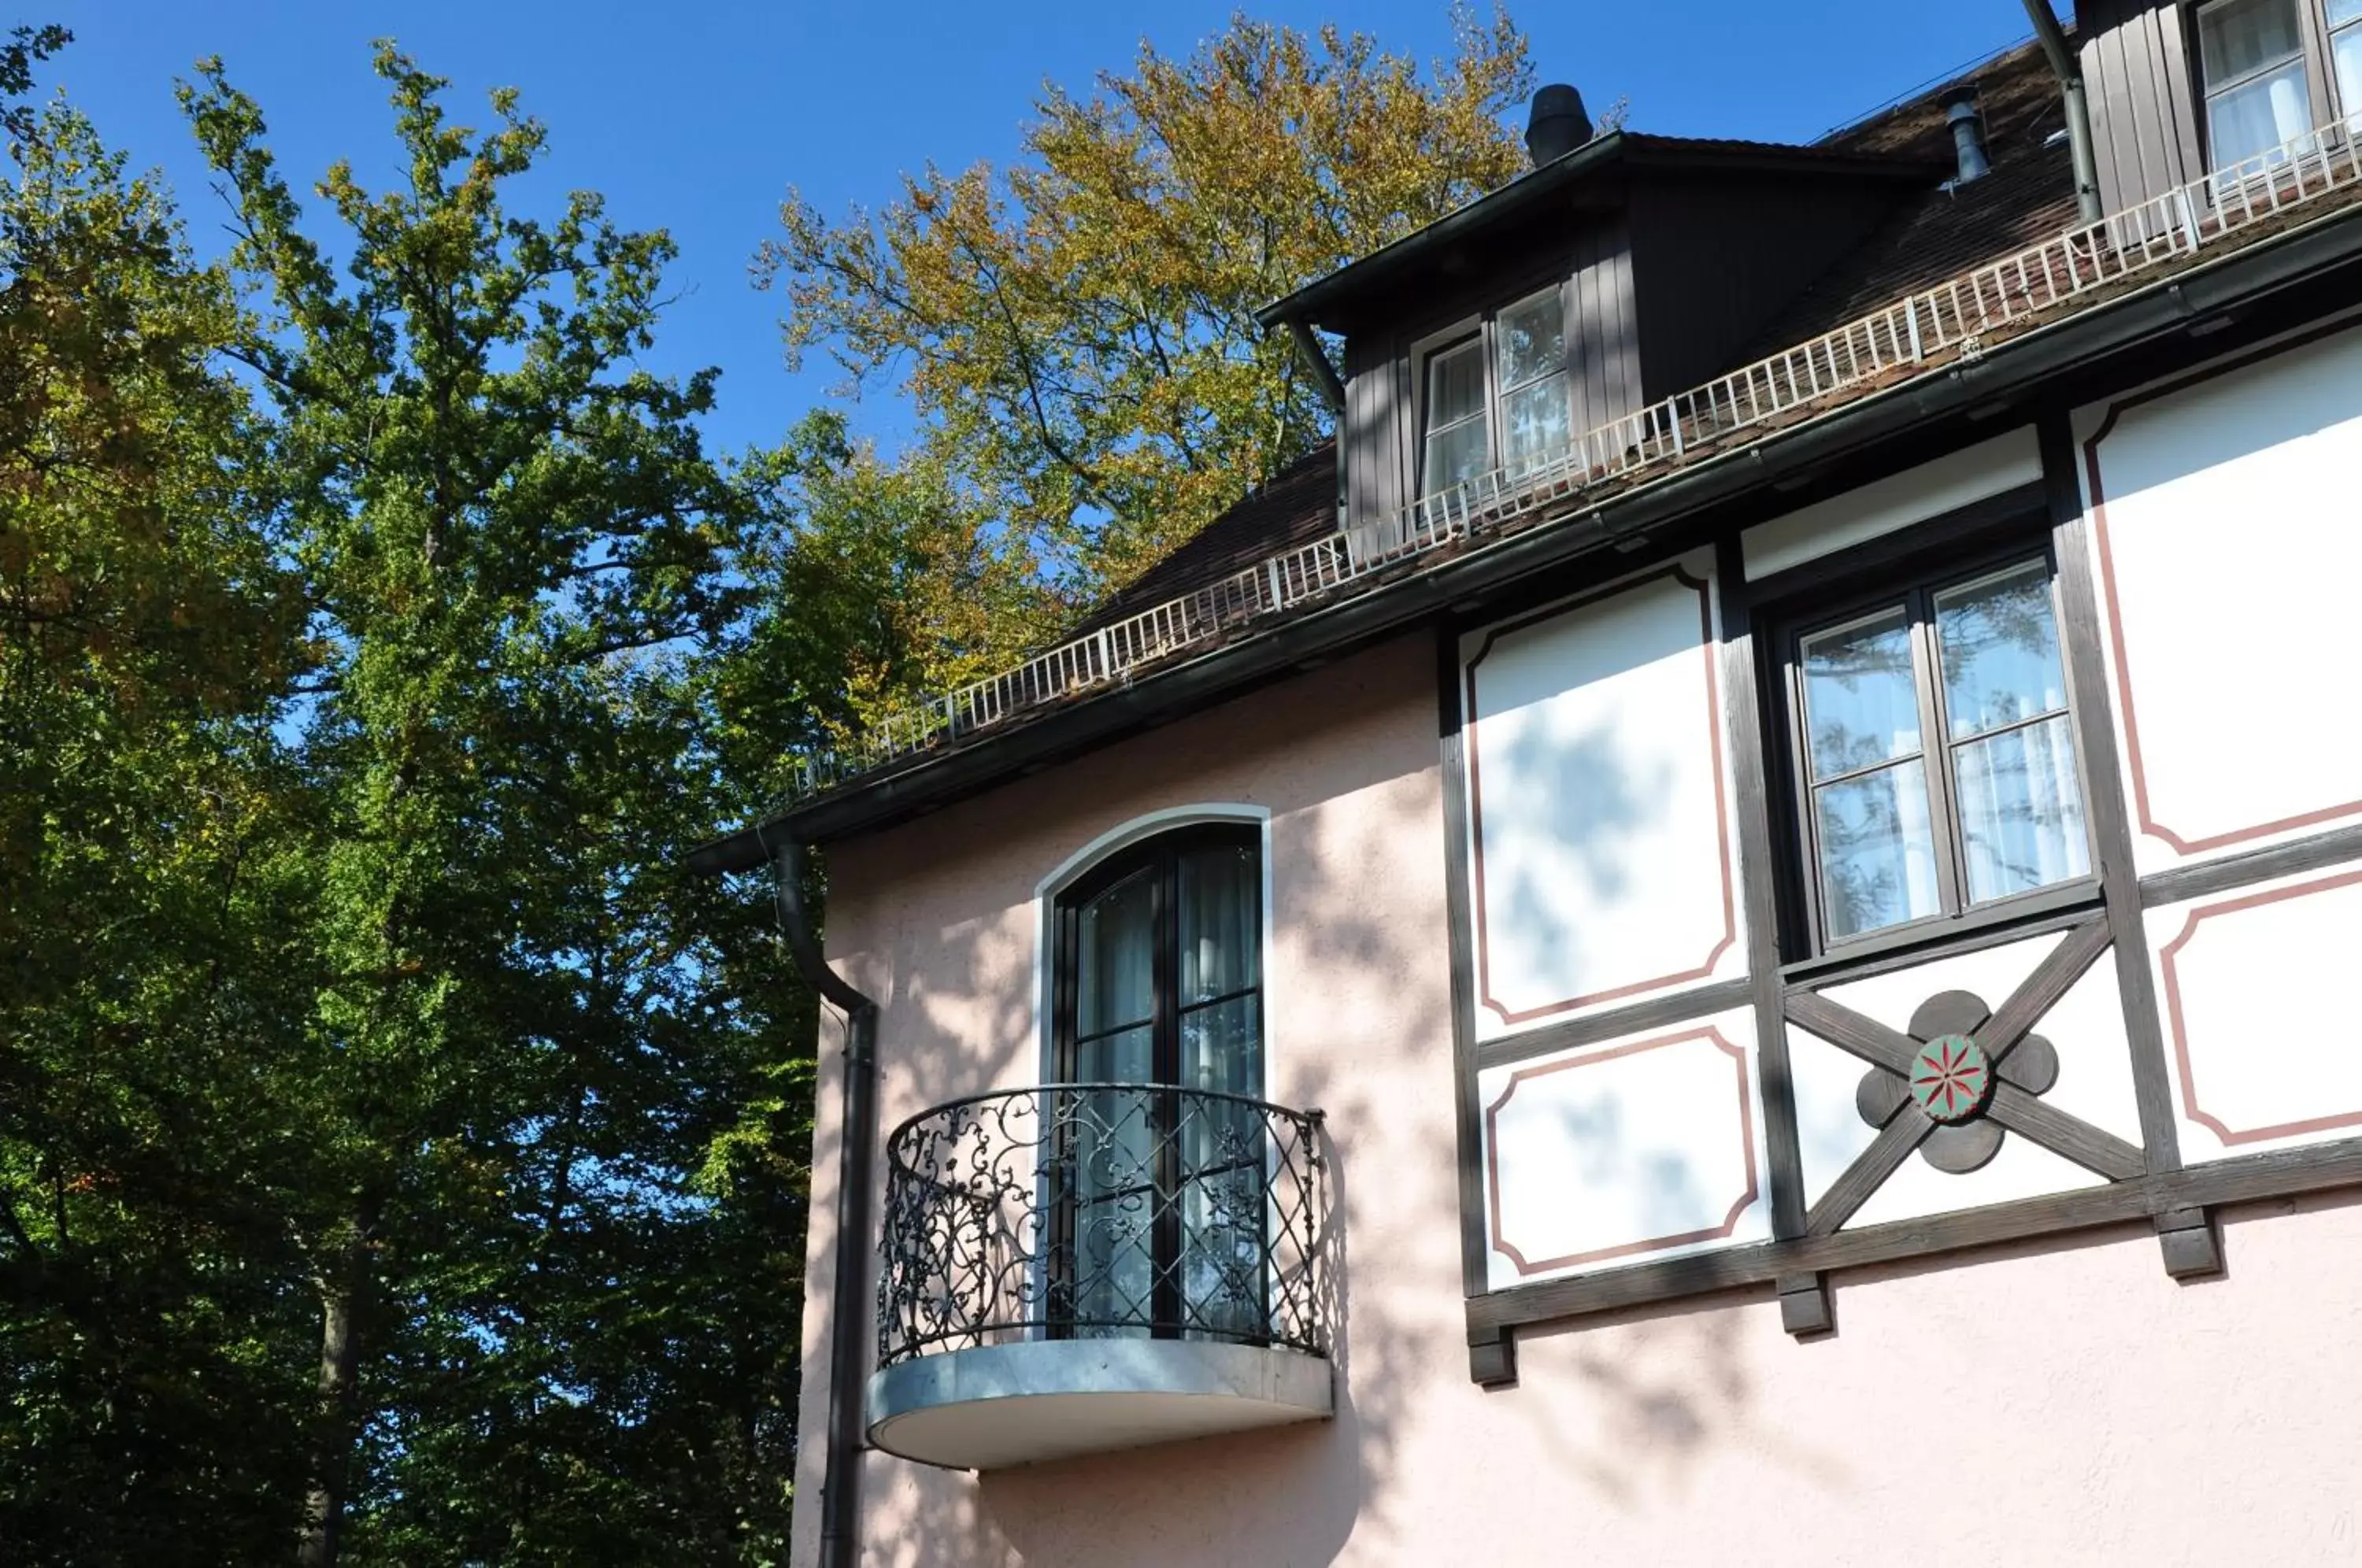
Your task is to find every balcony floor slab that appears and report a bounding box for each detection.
[865,1337,1333,1471]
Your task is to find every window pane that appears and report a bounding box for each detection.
[2337,26,2362,125]
[1068,1080,1157,1336]
[1816,762,1941,941]
[1074,1022,1152,1084]
[1503,379,1573,478]
[1181,994,1261,1096]
[1423,416,1491,497]
[1935,561,2069,738]
[1178,842,1259,1004]
[1801,607,1921,780]
[1075,867,1156,1037]
[2208,60,2312,168]
[1496,290,1567,390]
[1426,338,1486,427]
[1954,715,2091,904]
[1175,1059,1266,1341]
[2200,0,2304,85]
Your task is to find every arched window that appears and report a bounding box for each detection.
[1049,823,1266,1340]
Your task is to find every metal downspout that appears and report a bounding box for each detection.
[2023,0,2105,225]
[761,828,878,1568]
[1286,317,1347,413]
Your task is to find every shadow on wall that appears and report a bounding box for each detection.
[1489,715,1667,993]
[853,642,1773,1566]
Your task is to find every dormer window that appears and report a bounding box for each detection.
[1421,336,1491,498]
[1497,290,1572,480]
[2334,0,2362,120]
[1417,285,1576,502]
[2197,0,2312,168]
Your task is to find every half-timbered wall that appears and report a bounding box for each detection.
[2076,318,2362,1164]
[1448,317,2362,1370]
[1456,553,1764,1290]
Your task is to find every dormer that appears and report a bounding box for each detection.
[1257,97,1947,553]
[2078,0,2362,212]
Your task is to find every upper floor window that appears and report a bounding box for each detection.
[1418,285,1574,501]
[1783,554,2094,949]
[2199,0,2313,169]
[2332,0,2362,116]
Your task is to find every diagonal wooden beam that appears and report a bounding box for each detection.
[1784,990,1919,1074]
[1804,1106,1934,1236]
[1979,916,2113,1061]
[1986,1084,2147,1181]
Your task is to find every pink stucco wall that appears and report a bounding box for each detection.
[789,631,2362,1568]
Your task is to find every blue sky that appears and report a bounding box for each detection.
[40,1,2063,458]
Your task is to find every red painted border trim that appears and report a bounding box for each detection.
[2160,865,2362,1148]
[1483,1026,1761,1277]
[1463,566,1739,1028]
[2083,327,2362,856]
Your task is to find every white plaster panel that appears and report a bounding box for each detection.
[1478,1008,1768,1290]
[1788,930,2141,1225]
[1461,559,1742,1041]
[1740,427,2042,579]
[2151,864,2362,1161]
[2078,325,2362,874]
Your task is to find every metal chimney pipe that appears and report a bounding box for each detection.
[1525,83,1594,166]
[1947,91,1991,184]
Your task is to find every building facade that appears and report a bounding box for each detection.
[694,6,2362,1563]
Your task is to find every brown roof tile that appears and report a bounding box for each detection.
[1068,441,1339,636]
[1752,39,2079,350]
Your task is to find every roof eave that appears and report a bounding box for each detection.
[1253,135,1945,333]
[688,201,2362,873]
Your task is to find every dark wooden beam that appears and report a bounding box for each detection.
[1435,623,1494,1303]
[1718,537,1809,1241]
[1985,1084,2146,1181]
[1462,1132,2362,1366]
[1475,978,1753,1071]
[1804,1107,1934,1236]
[2044,410,2185,1184]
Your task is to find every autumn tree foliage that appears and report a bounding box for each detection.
[762,6,1532,594]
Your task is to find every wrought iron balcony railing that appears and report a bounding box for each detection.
[876,1085,1331,1369]
[783,115,2362,808]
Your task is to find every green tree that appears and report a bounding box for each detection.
[0,30,317,1562]
[179,43,809,1564]
[761,5,1531,594]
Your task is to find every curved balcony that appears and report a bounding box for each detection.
[867,1084,1334,1470]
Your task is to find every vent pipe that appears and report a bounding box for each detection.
[1525,84,1594,166]
[1946,91,1991,184]
[2021,0,2105,224]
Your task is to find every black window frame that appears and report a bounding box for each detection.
[1763,518,2103,966]
[1047,822,1266,1339]
[1050,821,1264,1089]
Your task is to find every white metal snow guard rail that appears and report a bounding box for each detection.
[786,122,2362,803]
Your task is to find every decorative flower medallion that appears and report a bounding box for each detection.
[1852,990,2060,1176]
[1908,1034,1992,1124]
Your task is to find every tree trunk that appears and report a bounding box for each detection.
[296,1223,371,1567]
